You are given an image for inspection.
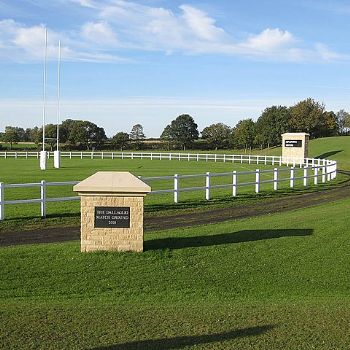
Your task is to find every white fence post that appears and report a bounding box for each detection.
[327,161,331,181]
[255,169,260,193]
[303,167,308,186]
[174,174,179,203]
[332,162,337,180]
[273,168,278,191]
[232,171,237,197]
[290,167,295,188]
[40,180,46,218]
[314,167,318,185]
[0,182,4,220]
[205,172,211,200]
[322,165,326,183]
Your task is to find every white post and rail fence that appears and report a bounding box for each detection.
[0,152,337,220]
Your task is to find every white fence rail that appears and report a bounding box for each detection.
[0,152,337,220]
[0,150,338,167]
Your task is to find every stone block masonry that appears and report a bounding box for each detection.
[80,195,144,252]
[74,172,151,253]
[282,133,309,163]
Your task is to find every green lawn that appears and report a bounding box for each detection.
[1,197,350,349]
[0,152,343,224]
[0,136,349,348]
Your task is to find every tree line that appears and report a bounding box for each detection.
[1,98,349,151]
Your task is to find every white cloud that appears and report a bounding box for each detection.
[242,28,296,51]
[81,21,118,45]
[0,19,125,62]
[179,5,226,41]
[0,1,346,63]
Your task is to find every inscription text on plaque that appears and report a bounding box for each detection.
[94,206,130,228]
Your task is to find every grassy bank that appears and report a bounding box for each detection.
[1,197,350,348]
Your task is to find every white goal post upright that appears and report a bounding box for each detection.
[54,40,61,169]
[40,28,48,171]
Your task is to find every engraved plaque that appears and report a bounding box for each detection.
[285,140,302,147]
[94,206,130,228]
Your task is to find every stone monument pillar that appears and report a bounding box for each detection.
[282,133,309,163]
[73,172,151,252]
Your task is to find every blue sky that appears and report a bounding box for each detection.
[1,0,350,137]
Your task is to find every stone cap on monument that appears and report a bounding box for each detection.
[282,132,309,136]
[73,171,151,195]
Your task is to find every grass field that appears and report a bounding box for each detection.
[0,136,349,349]
[1,197,350,349]
[0,136,348,224]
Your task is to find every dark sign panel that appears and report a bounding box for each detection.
[285,140,302,148]
[94,206,130,228]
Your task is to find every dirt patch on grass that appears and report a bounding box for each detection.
[1,171,349,247]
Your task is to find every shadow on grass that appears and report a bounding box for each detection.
[315,150,343,159]
[145,229,313,251]
[93,325,274,350]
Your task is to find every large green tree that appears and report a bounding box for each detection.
[2,126,21,150]
[289,98,325,138]
[345,113,350,133]
[130,124,145,140]
[336,110,350,135]
[201,123,231,150]
[60,119,76,143]
[130,124,145,150]
[255,106,290,147]
[111,132,130,151]
[232,119,256,151]
[316,111,338,138]
[162,114,199,150]
[67,120,106,150]
[160,125,172,150]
